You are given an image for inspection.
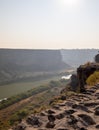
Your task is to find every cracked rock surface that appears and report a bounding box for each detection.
[12,84,99,130]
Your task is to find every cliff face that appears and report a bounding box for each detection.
[61,49,98,68]
[0,49,69,72]
[77,63,99,92]
[0,49,70,84]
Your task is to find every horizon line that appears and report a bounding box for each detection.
[0,48,98,50]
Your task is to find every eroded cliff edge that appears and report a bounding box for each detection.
[77,62,99,92]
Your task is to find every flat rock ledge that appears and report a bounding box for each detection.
[11,84,99,130]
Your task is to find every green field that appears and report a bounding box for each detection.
[0,75,61,99]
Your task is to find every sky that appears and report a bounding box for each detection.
[0,0,99,49]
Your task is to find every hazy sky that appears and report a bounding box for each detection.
[0,0,99,49]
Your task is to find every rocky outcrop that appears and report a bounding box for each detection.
[12,84,99,130]
[26,115,42,127]
[77,63,99,92]
[95,53,99,63]
[61,49,98,68]
[70,74,79,92]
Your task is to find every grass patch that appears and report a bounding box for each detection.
[86,71,99,86]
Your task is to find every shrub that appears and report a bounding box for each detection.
[10,110,28,125]
[86,71,99,86]
[49,80,60,87]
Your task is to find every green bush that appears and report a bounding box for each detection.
[10,110,28,125]
[86,71,99,86]
[49,80,60,87]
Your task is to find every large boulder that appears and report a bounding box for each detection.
[77,63,99,92]
[70,74,79,91]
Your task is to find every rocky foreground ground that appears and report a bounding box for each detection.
[11,84,99,130]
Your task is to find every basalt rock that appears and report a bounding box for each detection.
[13,123,26,130]
[57,128,68,130]
[78,114,96,125]
[60,95,66,100]
[72,104,91,113]
[79,128,87,130]
[46,122,55,128]
[94,106,99,116]
[96,124,99,129]
[84,101,99,107]
[95,53,99,63]
[47,109,55,114]
[48,114,56,122]
[11,83,99,130]
[55,113,65,119]
[77,63,99,92]
[26,115,42,127]
[70,74,79,92]
[67,115,78,125]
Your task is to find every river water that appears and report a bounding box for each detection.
[61,74,72,80]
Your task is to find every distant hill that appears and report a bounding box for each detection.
[61,49,98,68]
[0,49,70,84]
[0,49,98,85]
